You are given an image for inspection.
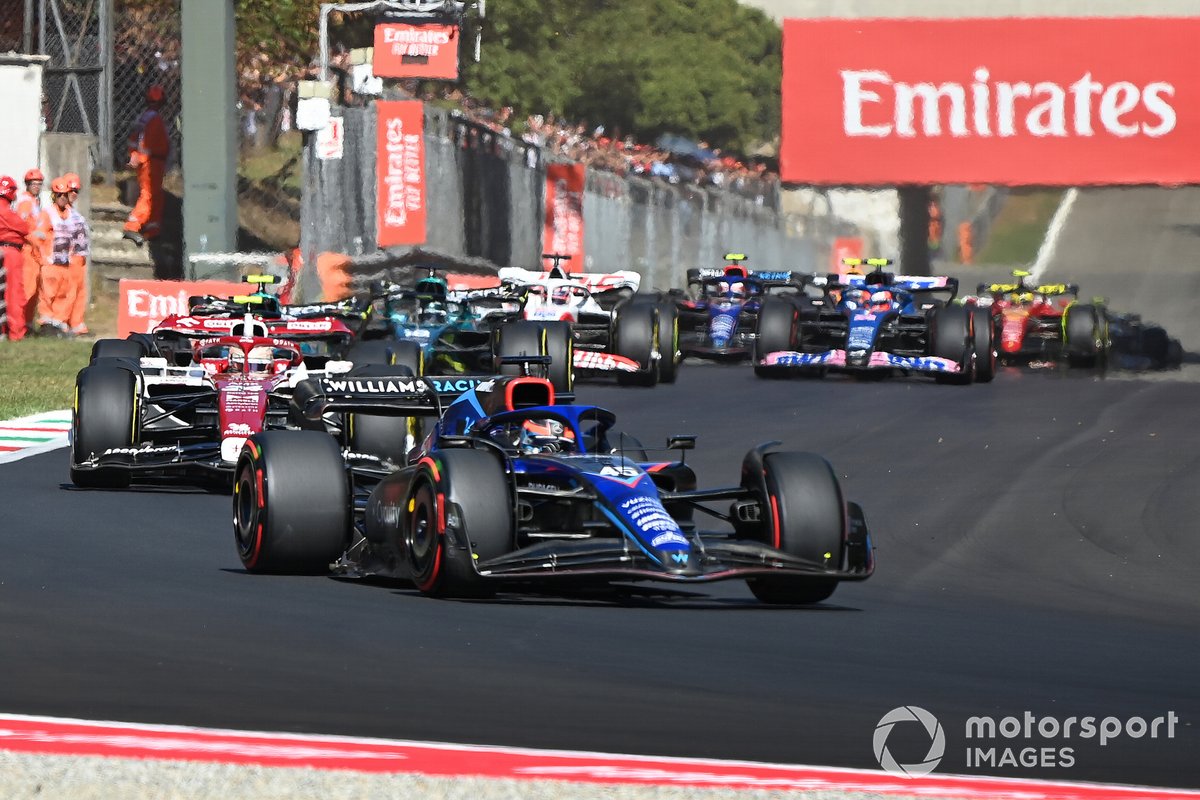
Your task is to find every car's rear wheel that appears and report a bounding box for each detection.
[613,302,659,386]
[71,363,139,488]
[539,320,574,395]
[742,451,845,605]
[969,305,996,383]
[754,298,798,378]
[655,301,680,384]
[1064,303,1106,369]
[89,338,147,363]
[234,430,349,574]
[929,305,974,385]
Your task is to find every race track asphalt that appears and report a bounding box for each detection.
[2,363,1198,789]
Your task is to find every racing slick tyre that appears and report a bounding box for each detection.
[407,449,515,598]
[969,305,996,383]
[495,320,550,381]
[347,341,402,370]
[741,451,845,605]
[929,305,974,385]
[655,302,680,384]
[539,320,575,395]
[1064,304,1106,369]
[89,337,147,363]
[613,301,659,387]
[234,430,349,574]
[389,340,424,376]
[753,298,798,378]
[70,363,140,488]
[345,363,421,464]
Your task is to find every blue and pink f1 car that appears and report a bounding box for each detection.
[754,263,996,385]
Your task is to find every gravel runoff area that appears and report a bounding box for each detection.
[0,752,963,800]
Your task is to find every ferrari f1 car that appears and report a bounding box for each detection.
[233,374,874,604]
[755,261,995,384]
[674,254,812,361]
[965,271,1108,369]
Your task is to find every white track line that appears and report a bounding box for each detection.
[1031,187,1079,281]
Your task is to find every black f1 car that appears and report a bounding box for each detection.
[233,374,874,604]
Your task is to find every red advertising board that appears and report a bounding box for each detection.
[376,100,427,248]
[543,163,586,270]
[118,279,245,337]
[373,22,459,80]
[830,237,864,273]
[781,17,1200,186]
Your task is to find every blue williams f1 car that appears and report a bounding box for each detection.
[233,373,873,604]
[755,262,995,385]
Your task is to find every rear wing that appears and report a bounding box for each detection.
[687,268,808,289]
[291,375,446,421]
[497,267,642,293]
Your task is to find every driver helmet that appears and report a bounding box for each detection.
[230,345,276,374]
[868,290,893,312]
[419,301,448,325]
[551,286,571,305]
[718,280,747,300]
[842,288,867,309]
[519,418,576,454]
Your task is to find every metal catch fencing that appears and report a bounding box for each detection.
[296,102,838,301]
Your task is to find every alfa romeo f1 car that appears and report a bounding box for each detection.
[233,374,873,604]
[70,280,408,488]
[674,254,811,361]
[755,260,995,384]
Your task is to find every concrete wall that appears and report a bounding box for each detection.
[0,55,47,196]
[40,133,95,220]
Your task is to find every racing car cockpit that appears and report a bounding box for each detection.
[482,414,579,455]
[193,337,303,376]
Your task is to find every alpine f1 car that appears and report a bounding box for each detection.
[674,254,812,361]
[464,254,680,387]
[233,374,874,604]
[755,261,995,384]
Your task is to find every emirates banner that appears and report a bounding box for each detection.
[781,17,1200,186]
[543,163,586,270]
[118,279,245,337]
[376,100,427,248]
[373,22,460,80]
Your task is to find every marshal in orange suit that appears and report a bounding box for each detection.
[123,85,169,247]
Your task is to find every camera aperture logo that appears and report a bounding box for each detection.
[874,707,1180,776]
[873,705,945,776]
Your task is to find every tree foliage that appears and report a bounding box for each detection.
[461,0,781,152]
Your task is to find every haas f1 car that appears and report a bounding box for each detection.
[233,374,873,604]
[466,254,680,387]
[756,261,996,384]
[674,254,812,361]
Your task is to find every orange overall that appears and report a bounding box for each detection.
[124,109,169,239]
[39,204,90,333]
[0,197,35,340]
[15,190,45,330]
